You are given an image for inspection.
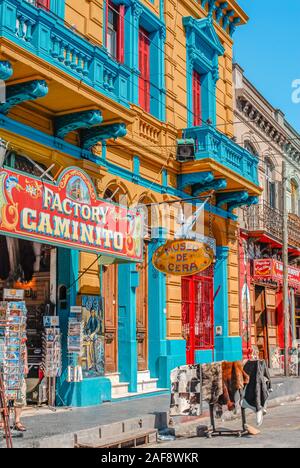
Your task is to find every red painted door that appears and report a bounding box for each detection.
[193,70,202,126]
[182,272,214,365]
[139,28,150,112]
[37,0,50,10]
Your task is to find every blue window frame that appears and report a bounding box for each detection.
[183,17,225,127]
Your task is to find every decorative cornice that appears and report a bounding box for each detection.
[0,79,48,115]
[193,178,227,196]
[81,123,127,150]
[227,195,259,213]
[183,16,225,58]
[178,171,214,191]
[55,110,103,139]
[216,191,248,209]
[200,0,244,36]
[0,61,13,81]
[237,96,300,162]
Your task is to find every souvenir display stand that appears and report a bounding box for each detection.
[0,360,13,448]
[67,307,83,383]
[42,317,62,408]
[205,404,250,439]
[0,290,28,447]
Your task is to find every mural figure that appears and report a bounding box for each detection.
[81,295,104,377]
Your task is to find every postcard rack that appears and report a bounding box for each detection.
[0,348,13,448]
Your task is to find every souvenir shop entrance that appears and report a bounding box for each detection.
[252,284,278,366]
[182,268,214,365]
[295,295,300,342]
[0,162,143,407]
[0,234,57,405]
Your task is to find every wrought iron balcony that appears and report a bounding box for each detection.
[183,125,259,186]
[243,201,300,249]
[0,0,131,107]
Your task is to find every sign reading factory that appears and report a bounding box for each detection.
[153,240,214,276]
[0,167,143,262]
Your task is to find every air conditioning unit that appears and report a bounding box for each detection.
[176,139,195,162]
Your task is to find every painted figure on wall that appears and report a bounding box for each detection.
[81,295,105,378]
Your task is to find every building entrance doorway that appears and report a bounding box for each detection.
[182,270,214,365]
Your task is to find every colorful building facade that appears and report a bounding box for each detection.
[234,64,300,374]
[0,0,260,407]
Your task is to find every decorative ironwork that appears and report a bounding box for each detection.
[244,201,300,249]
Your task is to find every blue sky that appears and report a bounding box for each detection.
[234,0,300,132]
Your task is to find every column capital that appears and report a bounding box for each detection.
[151,227,168,243]
[216,246,229,260]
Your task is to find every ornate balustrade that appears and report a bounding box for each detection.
[183,125,259,185]
[244,202,300,249]
[0,0,131,107]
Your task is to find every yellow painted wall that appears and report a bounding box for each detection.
[1,0,249,343]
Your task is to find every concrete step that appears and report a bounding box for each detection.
[137,370,152,382]
[106,374,130,397]
[137,370,159,393]
[112,388,168,401]
[106,372,121,385]
[137,378,159,393]
[111,382,130,397]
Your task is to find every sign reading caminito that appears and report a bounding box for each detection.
[0,167,143,262]
[153,240,214,276]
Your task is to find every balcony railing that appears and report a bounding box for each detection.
[243,201,300,249]
[183,125,259,186]
[0,0,131,107]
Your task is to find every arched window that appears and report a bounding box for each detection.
[244,140,258,157]
[265,157,276,209]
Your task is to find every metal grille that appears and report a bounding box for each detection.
[243,201,300,248]
[182,271,214,364]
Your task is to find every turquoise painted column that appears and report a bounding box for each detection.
[118,263,139,392]
[56,247,79,405]
[148,228,186,389]
[148,229,167,383]
[127,2,142,104]
[56,249,112,407]
[51,0,65,19]
[214,247,229,339]
[214,246,242,362]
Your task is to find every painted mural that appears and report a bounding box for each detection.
[81,295,105,378]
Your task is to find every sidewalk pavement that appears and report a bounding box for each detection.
[1,394,170,448]
[1,376,300,448]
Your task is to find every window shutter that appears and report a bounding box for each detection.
[139,29,150,113]
[37,0,50,10]
[117,5,125,63]
[277,181,283,212]
[193,71,202,126]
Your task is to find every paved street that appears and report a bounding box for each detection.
[0,394,170,448]
[152,400,300,448]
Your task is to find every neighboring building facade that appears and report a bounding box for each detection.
[0,0,260,407]
[234,64,300,374]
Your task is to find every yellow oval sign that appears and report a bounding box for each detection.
[152,240,214,277]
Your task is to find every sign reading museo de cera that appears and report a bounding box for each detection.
[153,239,214,276]
[0,167,143,262]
